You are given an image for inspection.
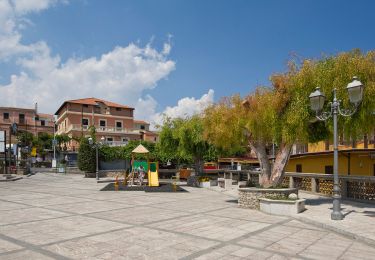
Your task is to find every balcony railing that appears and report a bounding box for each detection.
[58,124,138,134]
[105,141,129,147]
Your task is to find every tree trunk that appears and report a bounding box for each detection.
[194,156,204,176]
[270,143,292,186]
[249,142,272,187]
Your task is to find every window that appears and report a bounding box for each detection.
[83,104,88,108]
[116,121,122,128]
[3,113,9,120]
[100,120,106,127]
[82,118,89,126]
[325,166,333,175]
[140,125,145,130]
[296,164,302,173]
[107,137,113,142]
[40,120,45,126]
[19,114,25,124]
[116,107,121,111]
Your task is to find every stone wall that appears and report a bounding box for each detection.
[238,187,298,209]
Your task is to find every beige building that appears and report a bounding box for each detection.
[55,98,158,151]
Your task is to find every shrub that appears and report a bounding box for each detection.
[78,137,96,173]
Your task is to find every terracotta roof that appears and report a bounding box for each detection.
[37,113,54,119]
[55,97,133,115]
[134,120,149,125]
[67,98,133,109]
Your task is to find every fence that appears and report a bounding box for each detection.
[285,172,375,202]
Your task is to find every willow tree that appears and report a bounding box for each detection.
[204,50,375,187]
[157,116,216,174]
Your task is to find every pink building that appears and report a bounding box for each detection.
[55,98,158,151]
[0,106,54,143]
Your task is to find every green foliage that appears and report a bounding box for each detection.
[17,131,34,146]
[307,121,329,143]
[55,134,71,151]
[77,137,96,173]
[98,140,157,162]
[157,116,218,171]
[204,49,375,150]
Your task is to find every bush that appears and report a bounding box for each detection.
[198,177,210,182]
[78,138,96,173]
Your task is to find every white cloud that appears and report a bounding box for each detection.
[144,89,215,129]
[13,0,57,15]
[1,43,176,113]
[0,0,176,113]
[0,0,213,131]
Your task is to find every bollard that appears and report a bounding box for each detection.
[123,172,127,186]
[114,175,119,191]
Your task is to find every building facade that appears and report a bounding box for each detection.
[55,98,158,151]
[286,136,375,176]
[0,106,54,143]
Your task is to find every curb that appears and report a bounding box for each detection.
[292,214,375,247]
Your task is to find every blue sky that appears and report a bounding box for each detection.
[0,0,374,124]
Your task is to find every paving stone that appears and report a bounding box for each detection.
[0,238,23,253]
[1,172,375,260]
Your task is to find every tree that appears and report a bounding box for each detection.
[77,126,97,173]
[204,50,375,187]
[157,116,217,174]
[77,137,96,173]
[55,134,71,151]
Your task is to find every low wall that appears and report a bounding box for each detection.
[238,187,298,209]
[259,198,306,216]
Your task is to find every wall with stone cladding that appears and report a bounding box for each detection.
[238,188,298,209]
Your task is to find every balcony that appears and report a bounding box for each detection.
[58,124,138,134]
[105,141,129,147]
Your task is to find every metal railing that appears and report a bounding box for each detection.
[57,124,138,134]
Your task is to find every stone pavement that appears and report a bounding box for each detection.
[0,173,374,259]
[295,192,375,246]
[210,185,375,247]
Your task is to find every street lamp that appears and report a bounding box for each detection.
[88,136,105,180]
[52,118,57,168]
[309,76,364,220]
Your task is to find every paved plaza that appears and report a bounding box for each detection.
[0,173,375,259]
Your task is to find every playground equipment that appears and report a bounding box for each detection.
[129,144,159,187]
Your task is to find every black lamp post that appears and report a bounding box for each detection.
[88,136,105,180]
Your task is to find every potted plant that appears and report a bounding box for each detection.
[198,177,211,188]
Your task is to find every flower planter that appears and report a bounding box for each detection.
[238,187,298,209]
[259,198,306,216]
[199,181,210,188]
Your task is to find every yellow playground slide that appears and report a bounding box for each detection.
[148,162,159,187]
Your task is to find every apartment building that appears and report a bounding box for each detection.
[55,98,158,151]
[134,120,159,143]
[0,106,54,143]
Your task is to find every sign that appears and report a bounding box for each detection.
[0,131,4,153]
[52,159,57,168]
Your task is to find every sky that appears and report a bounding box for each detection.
[0,0,375,127]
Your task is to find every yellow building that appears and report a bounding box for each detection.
[286,140,375,176]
